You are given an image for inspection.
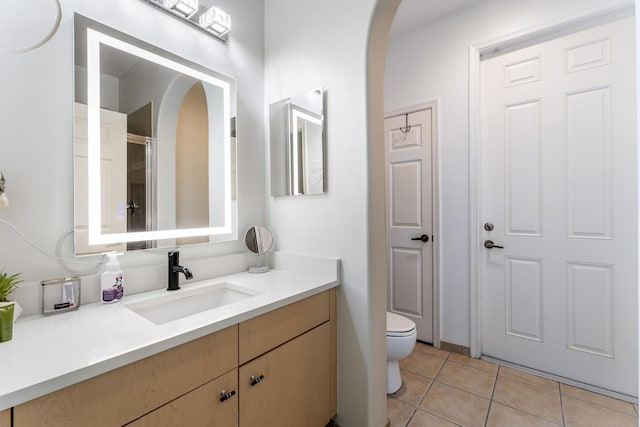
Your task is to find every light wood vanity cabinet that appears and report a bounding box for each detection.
[11,289,337,427]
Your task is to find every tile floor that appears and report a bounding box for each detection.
[387,342,639,427]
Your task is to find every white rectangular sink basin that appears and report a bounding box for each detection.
[125,282,260,325]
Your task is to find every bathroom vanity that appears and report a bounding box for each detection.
[0,255,339,426]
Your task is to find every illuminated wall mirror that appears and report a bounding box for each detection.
[73,14,237,255]
[270,87,325,196]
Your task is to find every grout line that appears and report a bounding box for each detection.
[483,366,501,426]
[484,401,493,427]
[414,341,451,361]
[422,409,464,427]
[559,384,567,427]
[498,370,560,394]
[491,401,565,426]
[416,377,436,408]
[402,407,417,427]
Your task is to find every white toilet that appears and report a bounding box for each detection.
[386,311,417,394]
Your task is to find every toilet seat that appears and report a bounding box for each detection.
[386,311,416,337]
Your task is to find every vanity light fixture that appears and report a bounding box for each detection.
[162,0,198,18]
[142,0,230,41]
[198,6,231,37]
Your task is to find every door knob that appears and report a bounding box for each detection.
[484,240,504,249]
[411,234,429,242]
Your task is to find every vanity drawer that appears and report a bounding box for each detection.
[14,325,238,427]
[126,368,238,427]
[239,290,330,364]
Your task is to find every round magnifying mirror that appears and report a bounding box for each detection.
[244,226,273,273]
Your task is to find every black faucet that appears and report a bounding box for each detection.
[167,251,193,291]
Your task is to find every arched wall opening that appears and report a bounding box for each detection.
[366,1,402,425]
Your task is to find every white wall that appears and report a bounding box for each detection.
[384,0,634,348]
[0,0,264,315]
[265,0,398,425]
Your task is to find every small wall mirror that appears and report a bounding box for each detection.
[244,226,273,273]
[270,87,325,196]
[73,15,237,255]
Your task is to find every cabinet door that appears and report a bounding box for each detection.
[240,322,331,426]
[127,369,238,427]
[0,409,10,427]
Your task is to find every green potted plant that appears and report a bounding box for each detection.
[0,268,22,342]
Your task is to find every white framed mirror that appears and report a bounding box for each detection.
[73,14,237,255]
[270,87,325,196]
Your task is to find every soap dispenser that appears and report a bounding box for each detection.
[101,252,124,303]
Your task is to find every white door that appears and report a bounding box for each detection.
[480,17,637,396]
[384,109,434,342]
[74,103,127,255]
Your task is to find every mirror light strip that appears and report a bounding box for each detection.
[290,108,322,195]
[87,28,102,245]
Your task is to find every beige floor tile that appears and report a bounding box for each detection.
[560,384,636,415]
[420,382,490,427]
[634,404,638,415]
[388,397,416,427]
[447,353,499,375]
[400,350,446,379]
[407,409,460,426]
[435,361,496,398]
[499,366,559,392]
[563,397,638,427]
[486,402,560,427]
[391,370,433,406]
[414,342,450,360]
[492,376,562,424]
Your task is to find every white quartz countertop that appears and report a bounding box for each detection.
[0,265,339,410]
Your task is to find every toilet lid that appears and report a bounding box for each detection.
[387,311,416,335]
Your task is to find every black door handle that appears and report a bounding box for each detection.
[484,240,504,249]
[411,234,429,243]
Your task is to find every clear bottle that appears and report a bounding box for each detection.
[101,252,124,303]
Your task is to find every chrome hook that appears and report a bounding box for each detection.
[400,114,411,133]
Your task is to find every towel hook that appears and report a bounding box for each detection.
[400,114,411,133]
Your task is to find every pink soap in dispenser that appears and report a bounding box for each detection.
[101,253,124,303]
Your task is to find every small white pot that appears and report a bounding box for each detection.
[12,300,22,321]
